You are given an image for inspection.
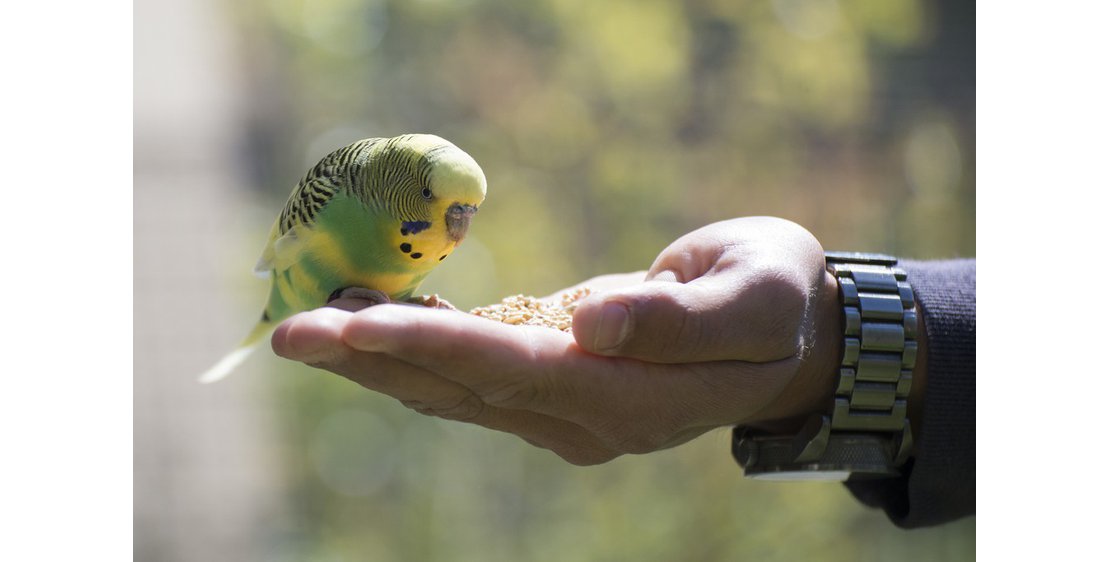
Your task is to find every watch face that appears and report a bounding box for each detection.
[748,470,851,482]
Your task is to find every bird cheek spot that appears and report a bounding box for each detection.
[439,255,446,261]
[411,253,423,259]
[400,243,412,253]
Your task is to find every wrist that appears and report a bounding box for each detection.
[746,270,842,431]
[733,253,922,480]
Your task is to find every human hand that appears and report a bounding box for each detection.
[272,217,843,464]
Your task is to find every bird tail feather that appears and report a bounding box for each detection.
[197,320,275,384]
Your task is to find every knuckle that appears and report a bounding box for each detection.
[405,393,486,422]
[634,291,702,362]
[748,268,809,353]
[556,446,618,466]
[472,330,556,409]
[599,421,668,456]
[671,304,706,363]
[302,346,351,371]
[615,433,664,456]
[478,377,542,409]
[756,268,809,315]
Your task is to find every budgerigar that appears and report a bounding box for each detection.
[199,134,487,383]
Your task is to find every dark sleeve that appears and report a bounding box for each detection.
[844,258,976,528]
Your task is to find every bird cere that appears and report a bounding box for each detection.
[469,288,592,333]
[199,133,487,383]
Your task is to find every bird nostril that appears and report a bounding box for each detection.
[448,203,478,217]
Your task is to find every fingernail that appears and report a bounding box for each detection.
[594,301,631,351]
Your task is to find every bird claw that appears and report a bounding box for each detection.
[408,294,457,310]
[327,287,392,306]
[326,288,456,311]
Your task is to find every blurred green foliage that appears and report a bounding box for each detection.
[225,0,974,559]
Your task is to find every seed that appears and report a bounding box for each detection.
[469,287,592,332]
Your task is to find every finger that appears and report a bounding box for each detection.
[569,274,810,363]
[272,307,357,365]
[570,238,817,364]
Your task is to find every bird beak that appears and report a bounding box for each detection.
[446,203,478,242]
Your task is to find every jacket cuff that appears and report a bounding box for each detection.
[844,258,976,528]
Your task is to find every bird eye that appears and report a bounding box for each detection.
[421,187,432,199]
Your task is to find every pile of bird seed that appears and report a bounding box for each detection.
[469,287,592,332]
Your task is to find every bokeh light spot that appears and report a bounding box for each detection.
[773,0,844,40]
[904,117,962,198]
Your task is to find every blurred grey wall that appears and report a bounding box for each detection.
[135,0,282,560]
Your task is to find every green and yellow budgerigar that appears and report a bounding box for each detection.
[199,134,487,383]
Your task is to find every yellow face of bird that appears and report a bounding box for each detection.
[373,135,488,276]
[423,138,487,243]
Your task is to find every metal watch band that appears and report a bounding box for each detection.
[732,252,917,480]
[825,252,917,445]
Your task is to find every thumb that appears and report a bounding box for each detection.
[571,272,808,364]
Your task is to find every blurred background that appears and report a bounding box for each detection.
[135,0,974,560]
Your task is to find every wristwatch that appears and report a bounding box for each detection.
[732,252,918,481]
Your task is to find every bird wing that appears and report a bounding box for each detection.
[253,221,309,276]
[254,176,339,276]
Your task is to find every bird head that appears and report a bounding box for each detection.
[421,136,486,242]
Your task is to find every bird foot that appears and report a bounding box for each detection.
[326,288,456,311]
[407,294,457,311]
[328,287,392,306]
